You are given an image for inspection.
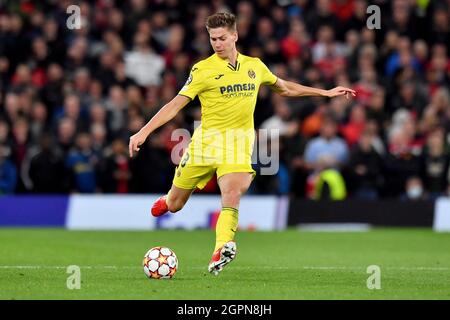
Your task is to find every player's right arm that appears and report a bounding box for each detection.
[129,63,204,157]
[129,94,190,158]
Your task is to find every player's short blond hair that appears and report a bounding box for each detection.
[206,12,237,32]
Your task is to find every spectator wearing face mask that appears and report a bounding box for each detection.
[401,176,429,201]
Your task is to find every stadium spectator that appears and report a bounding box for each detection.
[11,117,30,192]
[29,101,48,144]
[383,125,422,198]
[0,56,11,93]
[345,129,383,199]
[304,115,349,172]
[260,95,299,141]
[305,0,338,38]
[340,104,367,146]
[72,67,92,108]
[387,0,416,39]
[3,92,21,124]
[0,144,16,194]
[66,132,98,193]
[112,60,136,90]
[40,63,65,115]
[98,138,131,193]
[124,31,165,86]
[42,18,66,65]
[27,133,68,193]
[300,103,327,138]
[55,94,88,133]
[65,36,89,74]
[280,18,308,62]
[391,81,428,117]
[419,87,450,135]
[419,127,450,199]
[346,0,367,32]
[56,117,76,157]
[366,88,388,134]
[89,102,109,133]
[258,94,301,194]
[90,122,107,156]
[127,113,173,193]
[430,6,450,52]
[401,176,429,201]
[105,85,128,136]
[94,51,117,91]
[0,118,11,146]
[312,25,346,80]
[30,37,50,84]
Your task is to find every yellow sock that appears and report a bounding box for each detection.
[214,207,239,252]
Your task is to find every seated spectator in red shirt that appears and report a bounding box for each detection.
[340,105,366,146]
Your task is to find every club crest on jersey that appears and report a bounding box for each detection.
[248,69,256,79]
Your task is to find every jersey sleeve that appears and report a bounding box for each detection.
[178,64,205,100]
[258,58,278,86]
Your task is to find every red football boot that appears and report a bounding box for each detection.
[151,195,169,217]
[208,241,237,275]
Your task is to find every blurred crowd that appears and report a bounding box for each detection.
[0,0,449,200]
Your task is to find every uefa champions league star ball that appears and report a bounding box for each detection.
[143,246,178,279]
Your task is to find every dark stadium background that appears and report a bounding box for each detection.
[0,0,450,301]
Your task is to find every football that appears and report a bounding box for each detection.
[143,246,178,279]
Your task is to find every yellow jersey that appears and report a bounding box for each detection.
[178,52,277,165]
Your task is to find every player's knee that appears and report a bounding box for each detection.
[221,189,242,206]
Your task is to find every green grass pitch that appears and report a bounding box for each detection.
[0,228,449,299]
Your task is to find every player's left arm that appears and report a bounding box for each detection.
[270,78,356,99]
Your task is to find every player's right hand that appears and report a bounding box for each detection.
[129,131,147,158]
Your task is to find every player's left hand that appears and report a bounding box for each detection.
[326,86,357,99]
